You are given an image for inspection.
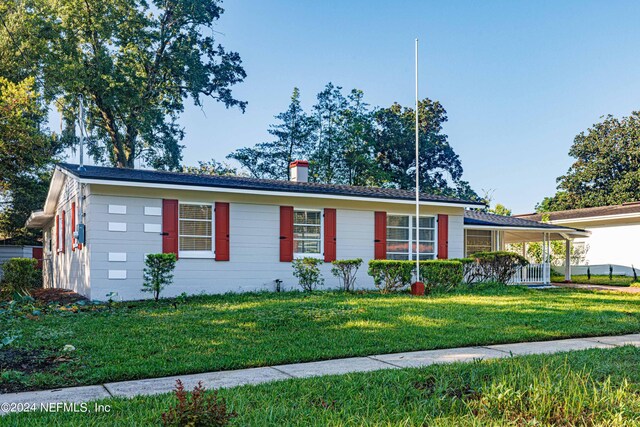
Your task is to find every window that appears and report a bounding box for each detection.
[56,211,65,253]
[179,203,213,257]
[293,209,322,257]
[386,215,436,260]
[465,229,492,256]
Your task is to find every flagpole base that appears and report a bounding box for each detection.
[411,281,425,296]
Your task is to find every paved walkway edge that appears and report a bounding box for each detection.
[2,333,639,415]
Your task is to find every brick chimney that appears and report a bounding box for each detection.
[289,160,309,183]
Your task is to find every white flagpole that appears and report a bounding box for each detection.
[415,38,420,283]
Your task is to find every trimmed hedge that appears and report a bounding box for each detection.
[367,260,414,293]
[462,251,529,284]
[419,260,464,293]
[1,258,41,296]
[368,259,463,293]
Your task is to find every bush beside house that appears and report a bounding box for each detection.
[0,258,41,297]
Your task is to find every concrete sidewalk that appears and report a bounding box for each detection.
[2,334,639,415]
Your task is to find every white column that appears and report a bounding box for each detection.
[564,239,571,282]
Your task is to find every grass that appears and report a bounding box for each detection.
[552,273,639,287]
[2,284,640,393]
[6,346,640,426]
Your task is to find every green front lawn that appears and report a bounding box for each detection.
[552,273,638,286]
[2,285,640,393]
[7,346,640,426]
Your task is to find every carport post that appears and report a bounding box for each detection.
[564,239,572,282]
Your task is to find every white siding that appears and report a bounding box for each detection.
[575,224,640,267]
[447,215,464,259]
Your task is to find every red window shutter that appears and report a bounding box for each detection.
[55,214,60,252]
[324,208,337,262]
[61,210,66,253]
[374,211,387,260]
[71,202,76,251]
[437,214,449,259]
[215,202,230,261]
[32,247,43,269]
[162,199,179,258]
[279,206,294,262]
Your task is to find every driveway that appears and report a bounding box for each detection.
[553,283,640,293]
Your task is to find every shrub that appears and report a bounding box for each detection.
[419,260,463,293]
[462,251,528,284]
[368,260,414,293]
[331,258,363,292]
[292,257,324,292]
[1,258,41,297]
[142,253,177,301]
[161,379,237,427]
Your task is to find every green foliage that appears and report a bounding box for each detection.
[292,257,324,292]
[4,0,246,170]
[419,260,463,293]
[229,84,478,198]
[367,260,414,293]
[464,251,529,284]
[181,160,239,177]
[161,380,237,427]
[229,87,316,180]
[142,254,177,301]
[488,203,512,216]
[330,258,363,292]
[1,258,41,296]
[539,112,640,211]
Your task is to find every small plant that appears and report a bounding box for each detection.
[587,267,591,281]
[331,258,363,292]
[633,265,638,282]
[609,265,613,281]
[292,257,324,292]
[161,379,237,427]
[367,260,414,293]
[143,253,177,301]
[1,258,41,297]
[274,279,283,292]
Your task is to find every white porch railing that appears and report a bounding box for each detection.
[508,263,551,285]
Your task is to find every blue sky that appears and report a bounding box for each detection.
[66,0,640,213]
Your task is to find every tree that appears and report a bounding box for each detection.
[311,83,348,183]
[539,112,640,211]
[372,99,479,199]
[228,88,315,179]
[142,253,177,301]
[182,159,238,177]
[5,0,246,170]
[489,204,512,216]
[0,77,64,243]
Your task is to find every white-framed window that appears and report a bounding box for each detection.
[386,214,436,260]
[293,209,322,258]
[465,229,492,256]
[178,203,214,258]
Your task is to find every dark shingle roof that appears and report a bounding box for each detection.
[514,202,640,222]
[58,163,485,206]
[464,210,577,229]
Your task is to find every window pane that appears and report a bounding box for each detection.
[413,242,434,253]
[294,210,321,225]
[179,204,211,220]
[412,216,435,228]
[387,241,409,253]
[418,229,434,241]
[293,225,321,239]
[411,253,435,260]
[179,236,212,251]
[388,253,409,260]
[294,240,320,254]
[387,215,409,227]
[387,228,409,240]
[179,220,212,237]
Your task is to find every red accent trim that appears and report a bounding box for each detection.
[374,211,387,260]
[437,214,449,259]
[32,247,43,270]
[323,208,337,262]
[61,210,66,253]
[215,202,230,261]
[279,206,294,262]
[289,160,309,168]
[162,199,179,258]
[71,202,76,251]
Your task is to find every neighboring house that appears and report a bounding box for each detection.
[0,238,43,280]
[25,162,586,300]
[516,203,640,276]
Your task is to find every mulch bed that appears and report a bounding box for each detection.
[30,288,88,304]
